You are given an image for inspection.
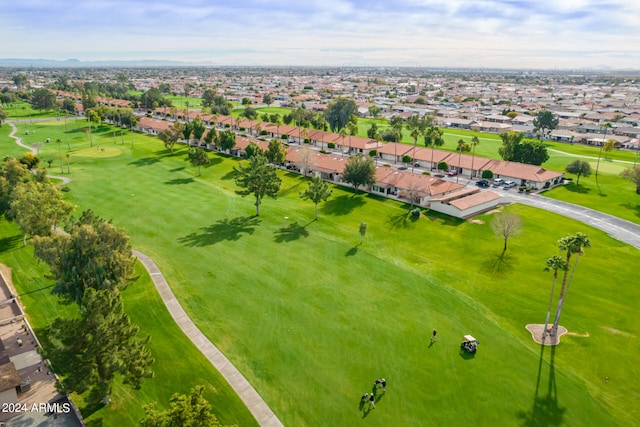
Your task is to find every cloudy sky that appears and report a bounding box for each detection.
[2,0,639,69]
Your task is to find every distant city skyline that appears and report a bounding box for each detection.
[2,0,639,70]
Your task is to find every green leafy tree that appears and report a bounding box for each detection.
[158,121,184,154]
[266,139,287,165]
[498,131,523,161]
[140,88,170,109]
[533,110,559,138]
[300,176,332,220]
[13,74,28,88]
[33,209,137,304]
[0,158,30,212]
[549,233,590,337]
[407,115,429,172]
[367,123,378,139]
[187,147,210,176]
[244,142,263,159]
[565,160,592,185]
[263,93,274,106]
[234,154,281,216]
[324,97,357,132]
[490,211,523,254]
[182,121,194,142]
[425,127,444,170]
[10,181,75,246]
[241,97,252,106]
[603,139,615,159]
[359,221,368,244]
[342,155,376,194]
[0,107,8,127]
[31,88,57,111]
[82,91,98,110]
[140,385,219,427]
[46,288,154,401]
[620,165,640,194]
[191,117,207,142]
[217,130,236,152]
[18,152,40,170]
[482,169,494,179]
[513,140,549,165]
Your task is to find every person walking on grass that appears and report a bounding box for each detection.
[369,393,376,409]
[431,329,437,343]
[381,378,386,393]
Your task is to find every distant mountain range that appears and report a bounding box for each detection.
[0,58,197,67]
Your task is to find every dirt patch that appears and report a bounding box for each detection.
[469,219,485,224]
[525,324,569,346]
[71,146,122,158]
[485,209,502,215]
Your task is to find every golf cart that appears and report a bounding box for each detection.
[460,335,479,353]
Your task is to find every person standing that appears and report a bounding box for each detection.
[381,378,386,393]
[431,329,437,342]
[369,393,376,409]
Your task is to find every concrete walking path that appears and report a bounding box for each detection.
[132,250,284,427]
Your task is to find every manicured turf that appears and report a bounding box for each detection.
[2,119,638,426]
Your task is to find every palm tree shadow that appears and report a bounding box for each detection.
[346,244,359,256]
[386,211,417,230]
[178,216,261,247]
[481,252,517,277]
[274,221,310,242]
[517,345,566,426]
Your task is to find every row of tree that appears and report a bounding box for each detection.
[0,157,154,404]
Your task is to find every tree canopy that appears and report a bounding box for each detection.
[300,176,332,220]
[498,131,549,165]
[187,147,210,176]
[140,385,219,427]
[342,155,376,193]
[490,211,523,253]
[46,288,154,401]
[234,154,282,216]
[158,121,184,154]
[31,88,57,111]
[324,97,358,132]
[33,209,137,304]
[266,139,287,165]
[620,165,640,194]
[202,91,232,115]
[565,160,592,185]
[533,110,559,137]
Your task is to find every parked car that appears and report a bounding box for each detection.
[434,173,445,178]
[492,178,504,186]
[476,179,490,188]
[504,180,517,188]
[448,169,458,176]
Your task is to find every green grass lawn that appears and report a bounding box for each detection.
[1,119,638,426]
[4,101,67,120]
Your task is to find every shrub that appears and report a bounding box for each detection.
[369,149,378,157]
[304,138,310,144]
[225,124,230,128]
[260,130,268,135]
[383,164,391,167]
[482,170,494,179]
[259,138,266,142]
[544,182,550,188]
[281,134,288,139]
[328,142,336,149]
[60,186,71,192]
[422,171,431,176]
[402,155,412,163]
[319,150,327,154]
[239,127,246,131]
[411,208,421,218]
[437,161,448,171]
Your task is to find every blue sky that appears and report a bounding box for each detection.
[2,0,639,69]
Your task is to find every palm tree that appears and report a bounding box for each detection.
[595,122,611,186]
[550,233,590,337]
[542,255,568,341]
[426,127,443,170]
[347,121,358,156]
[470,135,480,179]
[391,119,403,164]
[339,127,348,157]
[274,114,283,139]
[456,139,465,183]
[184,101,190,123]
[300,127,309,146]
[407,115,427,173]
[317,115,327,150]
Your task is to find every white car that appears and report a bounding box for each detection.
[504,181,517,188]
[492,178,504,186]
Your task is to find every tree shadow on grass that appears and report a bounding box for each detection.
[280,180,305,197]
[0,234,22,253]
[481,252,517,277]
[204,157,223,168]
[516,344,565,427]
[321,194,366,216]
[85,418,104,427]
[169,166,186,172]
[345,244,360,256]
[221,170,237,181]
[563,183,591,194]
[164,177,194,185]
[274,221,310,243]
[620,203,640,218]
[423,210,465,226]
[385,210,419,230]
[178,216,261,247]
[128,157,159,167]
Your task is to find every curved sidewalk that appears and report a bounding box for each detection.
[509,191,640,250]
[132,250,284,427]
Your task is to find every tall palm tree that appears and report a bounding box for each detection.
[550,233,590,337]
[184,101,190,123]
[456,139,466,183]
[470,135,480,179]
[595,122,611,186]
[274,114,282,139]
[339,127,348,157]
[391,119,403,164]
[407,115,427,173]
[426,127,443,170]
[317,115,326,150]
[542,255,568,341]
[347,121,358,156]
[300,127,309,146]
